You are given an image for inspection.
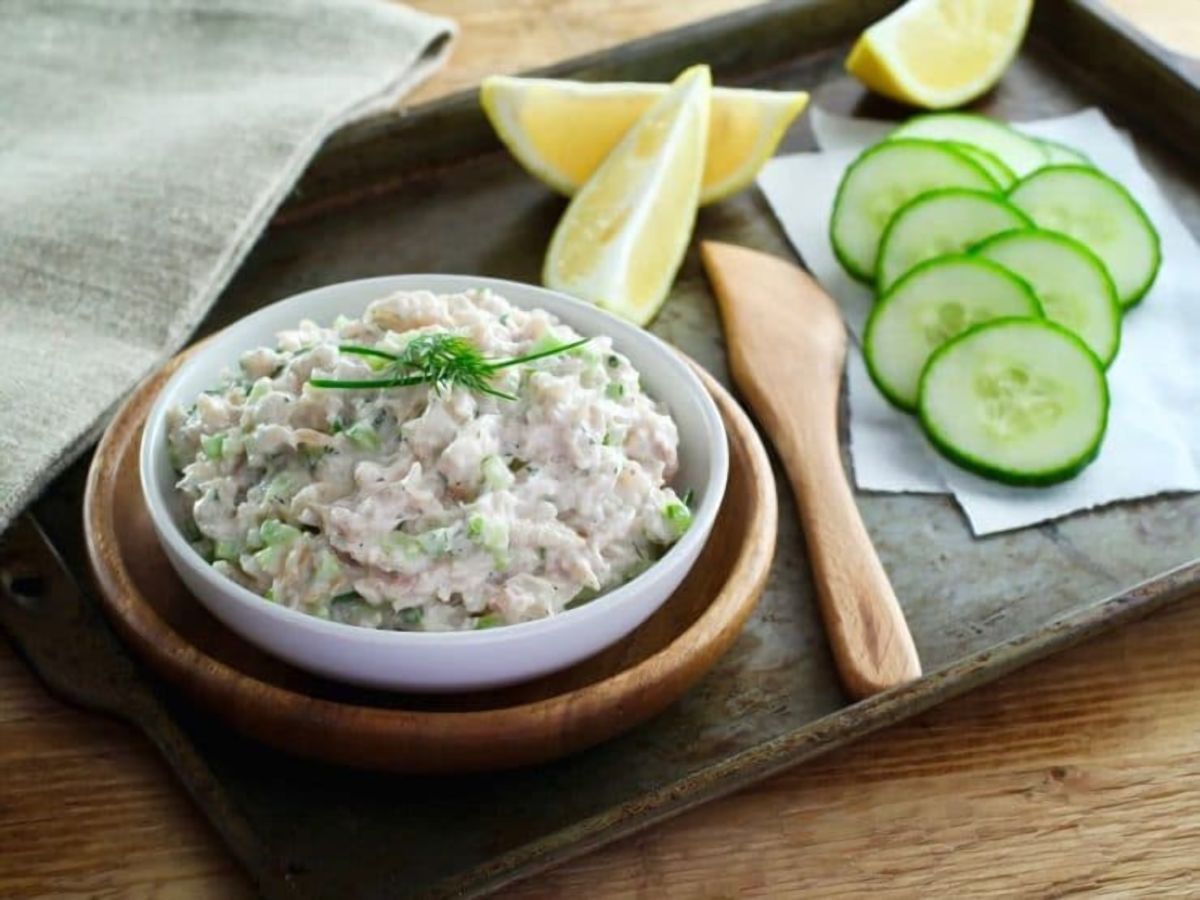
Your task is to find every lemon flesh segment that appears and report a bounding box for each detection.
[847,0,1033,109]
[481,75,805,205]
[543,66,711,326]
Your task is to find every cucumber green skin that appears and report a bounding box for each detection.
[970,226,1122,367]
[829,138,999,284]
[875,187,1032,291]
[945,142,1016,188]
[917,317,1110,486]
[890,113,1049,175]
[863,254,1044,412]
[1036,138,1091,167]
[1007,164,1162,309]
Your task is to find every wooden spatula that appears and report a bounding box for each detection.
[700,241,921,699]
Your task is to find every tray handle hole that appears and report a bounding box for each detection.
[2,572,47,610]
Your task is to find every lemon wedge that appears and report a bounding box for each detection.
[543,65,711,326]
[846,0,1033,109]
[482,74,806,205]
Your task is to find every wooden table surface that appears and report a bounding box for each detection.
[3,2,1198,897]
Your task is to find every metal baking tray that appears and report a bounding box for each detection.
[3,1,1200,896]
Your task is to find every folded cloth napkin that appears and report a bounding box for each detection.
[0,0,453,534]
[758,107,1200,535]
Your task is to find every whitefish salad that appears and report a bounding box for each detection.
[167,289,691,631]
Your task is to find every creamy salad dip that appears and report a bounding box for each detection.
[168,288,691,631]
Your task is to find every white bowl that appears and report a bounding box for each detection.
[140,275,728,692]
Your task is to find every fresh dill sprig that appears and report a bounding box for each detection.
[309,332,590,401]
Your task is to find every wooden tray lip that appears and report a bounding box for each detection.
[83,345,778,755]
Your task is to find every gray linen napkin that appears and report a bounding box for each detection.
[0,0,453,533]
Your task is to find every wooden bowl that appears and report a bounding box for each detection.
[84,351,778,773]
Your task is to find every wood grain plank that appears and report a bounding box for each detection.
[3,1,1199,897]
[511,600,1200,899]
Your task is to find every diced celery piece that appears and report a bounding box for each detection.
[259,518,300,546]
[417,527,455,556]
[213,539,240,562]
[345,421,380,450]
[663,500,692,537]
[473,613,505,630]
[200,433,225,460]
[248,379,271,402]
[253,545,282,570]
[365,354,391,372]
[315,550,342,581]
[605,383,625,399]
[387,531,425,561]
[265,472,298,503]
[467,516,508,554]
[482,455,515,491]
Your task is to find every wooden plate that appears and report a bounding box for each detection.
[83,351,777,773]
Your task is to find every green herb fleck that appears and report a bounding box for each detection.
[473,613,504,630]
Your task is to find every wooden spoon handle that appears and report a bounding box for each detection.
[700,240,921,699]
[770,372,922,700]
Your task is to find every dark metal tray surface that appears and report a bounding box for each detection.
[3,1,1199,896]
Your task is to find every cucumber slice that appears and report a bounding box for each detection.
[890,113,1049,177]
[876,188,1031,290]
[918,318,1108,486]
[1037,138,1090,167]
[1007,165,1161,307]
[830,139,998,282]
[864,255,1042,410]
[946,142,1016,189]
[973,228,1121,366]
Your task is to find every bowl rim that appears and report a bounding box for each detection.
[139,273,730,648]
